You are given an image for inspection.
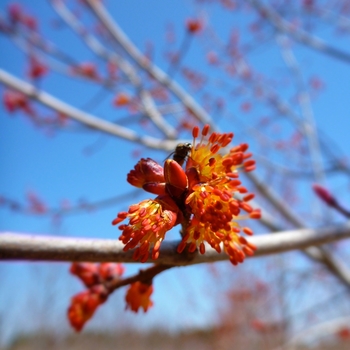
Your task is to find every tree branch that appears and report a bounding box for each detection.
[84,0,214,127]
[246,171,350,287]
[50,0,178,140]
[249,0,350,64]
[2,66,349,287]
[1,222,349,266]
[0,68,180,151]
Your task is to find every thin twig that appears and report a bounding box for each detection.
[106,264,173,292]
[50,0,178,139]
[246,171,350,287]
[276,34,326,216]
[249,0,350,64]
[0,69,180,151]
[84,0,214,127]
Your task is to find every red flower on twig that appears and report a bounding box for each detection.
[112,124,260,265]
[125,281,154,313]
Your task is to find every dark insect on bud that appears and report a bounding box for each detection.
[172,142,192,166]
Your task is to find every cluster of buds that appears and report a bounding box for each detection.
[68,262,124,331]
[3,90,34,116]
[2,3,37,31]
[28,56,48,80]
[71,62,101,81]
[112,124,260,266]
[69,125,259,330]
[186,18,203,34]
[125,281,154,313]
[68,262,155,330]
[113,92,131,107]
[313,183,350,218]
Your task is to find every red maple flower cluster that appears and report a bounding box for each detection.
[3,90,34,116]
[68,262,124,331]
[112,124,260,266]
[5,3,37,31]
[125,281,154,313]
[186,18,203,34]
[68,124,260,332]
[71,62,101,81]
[28,56,48,80]
[68,261,156,331]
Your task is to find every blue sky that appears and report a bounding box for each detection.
[1,0,350,345]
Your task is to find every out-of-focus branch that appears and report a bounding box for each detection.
[0,69,179,151]
[277,316,350,350]
[0,189,142,217]
[277,34,326,188]
[246,171,350,287]
[249,0,350,64]
[50,0,178,140]
[84,0,214,127]
[247,172,304,229]
[203,24,348,179]
[1,222,349,266]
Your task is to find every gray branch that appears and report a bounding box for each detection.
[1,222,349,266]
[84,0,214,127]
[249,0,350,64]
[50,0,178,140]
[0,68,179,151]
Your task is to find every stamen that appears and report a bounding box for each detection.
[242,246,255,256]
[243,193,255,202]
[240,143,249,152]
[239,202,253,213]
[243,152,253,159]
[209,132,218,143]
[112,217,124,225]
[222,158,233,167]
[177,241,187,253]
[152,250,160,260]
[188,242,197,253]
[250,210,261,219]
[140,251,149,263]
[226,172,239,178]
[244,160,255,168]
[128,204,140,213]
[237,186,248,193]
[210,144,220,154]
[242,227,253,236]
[202,124,210,136]
[192,126,199,138]
[193,230,201,240]
[245,165,256,172]
[229,179,241,187]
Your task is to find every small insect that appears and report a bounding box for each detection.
[172,142,192,166]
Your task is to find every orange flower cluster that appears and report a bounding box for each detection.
[186,18,203,34]
[112,124,260,266]
[114,92,130,107]
[125,281,154,313]
[72,62,100,81]
[28,56,48,80]
[68,285,107,332]
[7,3,37,30]
[3,90,34,116]
[68,262,124,331]
[116,196,179,262]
